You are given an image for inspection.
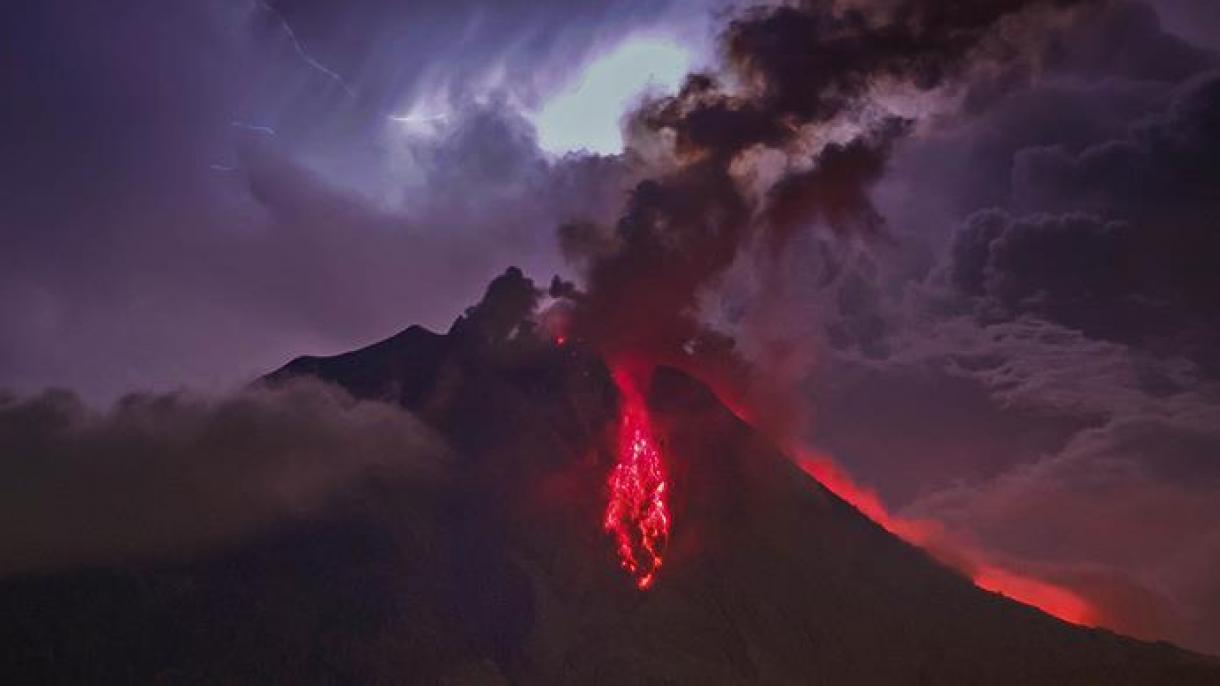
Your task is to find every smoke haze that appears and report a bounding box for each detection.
[0,379,447,574]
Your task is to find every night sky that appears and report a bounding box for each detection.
[3,0,1220,656]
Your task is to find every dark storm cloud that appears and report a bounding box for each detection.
[1012,69,1220,220]
[896,29,1220,650]
[946,70,1220,370]
[0,378,447,575]
[1042,0,1214,81]
[0,0,659,401]
[874,0,1215,237]
[951,211,1137,324]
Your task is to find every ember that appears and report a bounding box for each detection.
[603,367,670,590]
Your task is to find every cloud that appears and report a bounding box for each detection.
[1012,70,1220,219]
[0,0,659,402]
[1041,0,1215,81]
[812,309,1220,653]
[943,70,1220,373]
[909,398,1220,653]
[950,210,1139,329]
[555,0,1096,388]
[0,378,448,575]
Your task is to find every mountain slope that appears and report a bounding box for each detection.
[268,318,1220,684]
[3,270,1219,684]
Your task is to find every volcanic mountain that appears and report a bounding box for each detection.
[3,268,1219,684]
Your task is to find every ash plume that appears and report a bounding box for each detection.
[559,0,1095,391]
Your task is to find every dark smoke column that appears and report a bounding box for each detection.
[558,0,1093,374]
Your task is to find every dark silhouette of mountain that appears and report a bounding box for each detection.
[3,268,1219,684]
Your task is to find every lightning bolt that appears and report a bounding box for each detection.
[209,2,355,173]
[253,0,357,99]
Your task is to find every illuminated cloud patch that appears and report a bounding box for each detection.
[532,36,692,154]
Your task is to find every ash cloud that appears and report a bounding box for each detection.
[0,378,448,575]
[557,0,1095,375]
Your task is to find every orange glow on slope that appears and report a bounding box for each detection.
[797,455,939,544]
[690,381,1093,624]
[603,367,671,590]
[598,361,1092,619]
[973,567,1093,626]
[795,452,1093,626]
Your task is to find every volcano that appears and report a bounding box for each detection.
[2,268,1218,684]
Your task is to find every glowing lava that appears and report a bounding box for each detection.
[603,367,671,590]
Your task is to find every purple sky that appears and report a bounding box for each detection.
[3,0,1220,655]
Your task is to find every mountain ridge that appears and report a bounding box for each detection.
[3,269,1219,684]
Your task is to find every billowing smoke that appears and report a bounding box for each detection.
[557,0,1093,427]
[0,379,448,575]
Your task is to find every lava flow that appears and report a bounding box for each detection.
[703,387,1094,626]
[796,452,1093,626]
[603,367,671,590]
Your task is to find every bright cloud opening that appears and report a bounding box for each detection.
[532,36,692,155]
